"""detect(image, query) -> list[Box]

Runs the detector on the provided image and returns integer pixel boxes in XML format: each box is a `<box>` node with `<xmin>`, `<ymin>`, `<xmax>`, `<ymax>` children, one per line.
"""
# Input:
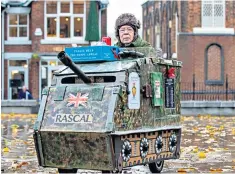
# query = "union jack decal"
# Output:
<box><xmin>67</xmin><ymin>92</ymin><xmax>89</xmax><ymax>108</ymax></box>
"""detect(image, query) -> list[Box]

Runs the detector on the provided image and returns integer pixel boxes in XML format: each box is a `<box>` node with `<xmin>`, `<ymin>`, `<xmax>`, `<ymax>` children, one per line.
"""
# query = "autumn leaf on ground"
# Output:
<box><xmin>210</xmin><ymin>168</ymin><xmax>223</xmax><ymax>173</ymax></box>
<box><xmin>193</xmin><ymin>127</ymin><xmax>198</xmax><ymax>132</ymax></box>
<box><xmin>205</xmin><ymin>138</ymin><xmax>215</xmax><ymax>144</ymax></box>
<box><xmin>219</xmin><ymin>125</ymin><xmax>224</xmax><ymax>131</ymax></box>
<box><xmin>206</xmin><ymin>125</ymin><xmax>212</xmax><ymax>130</ymax></box>
<box><xmin>198</xmin><ymin>151</ymin><xmax>206</xmax><ymax>158</ymax></box>
<box><xmin>11</xmin><ymin>124</ymin><xmax>19</xmax><ymax>129</ymax></box>
<box><xmin>205</xmin><ymin>146</ymin><xmax>215</xmax><ymax>152</ymax></box>
<box><xmin>232</xmin><ymin>128</ymin><xmax>235</xmax><ymax>135</ymax></box>
<box><xmin>2</xmin><ymin>147</ymin><xmax>10</xmax><ymax>152</ymax></box>
<box><xmin>177</xmin><ymin>168</ymin><xmax>187</xmax><ymax>173</ymax></box>
<box><xmin>192</xmin><ymin>147</ymin><xmax>198</xmax><ymax>153</ymax></box>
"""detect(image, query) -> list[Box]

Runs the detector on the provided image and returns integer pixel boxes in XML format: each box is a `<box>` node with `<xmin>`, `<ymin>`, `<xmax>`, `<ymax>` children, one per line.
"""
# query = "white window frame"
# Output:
<box><xmin>7</xmin><ymin>59</ymin><xmax>29</xmax><ymax>100</ymax></box>
<box><xmin>7</xmin><ymin>14</ymin><xmax>29</xmax><ymax>41</ymax></box>
<box><xmin>44</xmin><ymin>0</ymin><xmax>86</xmax><ymax>41</ymax></box>
<box><xmin>201</xmin><ymin>0</ymin><xmax>225</xmax><ymax>28</ymax></box>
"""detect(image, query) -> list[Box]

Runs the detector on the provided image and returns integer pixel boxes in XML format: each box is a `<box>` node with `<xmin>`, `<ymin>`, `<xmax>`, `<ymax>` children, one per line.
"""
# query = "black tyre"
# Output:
<box><xmin>58</xmin><ymin>168</ymin><xmax>77</xmax><ymax>173</ymax></box>
<box><xmin>148</xmin><ymin>160</ymin><xmax>164</xmax><ymax>173</ymax></box>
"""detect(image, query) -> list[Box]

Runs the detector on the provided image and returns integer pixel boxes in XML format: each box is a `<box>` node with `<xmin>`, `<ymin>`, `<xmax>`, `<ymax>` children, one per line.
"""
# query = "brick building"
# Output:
<box><xmin>1</xmin><ymin>0</ymin><xmax>108</xmax><ymax>100</ymax></box>
<box><xmin>142</xmin><ymin>0</ymin><xmax>235</xmax><ymax>100</ymax></box>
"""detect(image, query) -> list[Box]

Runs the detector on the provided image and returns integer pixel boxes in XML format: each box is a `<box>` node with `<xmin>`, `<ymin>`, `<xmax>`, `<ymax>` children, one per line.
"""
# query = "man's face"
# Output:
<box><xmin>119</xmin><ymin>25</ymin><xmax>134</xmax><ymax>44</ymax></box>
<box><xmin>22</xmin><ymin>86</ymin><xmax>27</xmax><ymax>92</ymax></box>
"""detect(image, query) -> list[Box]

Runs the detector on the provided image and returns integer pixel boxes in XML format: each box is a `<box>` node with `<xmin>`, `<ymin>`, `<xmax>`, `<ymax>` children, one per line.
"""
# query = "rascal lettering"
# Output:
<box><xmin>55</xmin><ymin>114</ymin><xmax>93</xmax><ymax>123</ymax></box>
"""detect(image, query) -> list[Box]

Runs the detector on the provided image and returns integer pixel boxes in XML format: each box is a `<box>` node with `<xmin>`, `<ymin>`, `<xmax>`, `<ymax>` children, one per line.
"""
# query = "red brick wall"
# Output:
<box><xmin>225</xmin><ymin>1</ymin><xmax>235</xmax><ymax>28</ymax></box>
<box><xmin>29</xmin><ymin>58</ymin><xmax>40</xmax><ymax>99</ymax></box>
<box><xmin>31</xmin><ymin>1</ymin><xmax>44</xmax><ymax>51</ymax></box>
<box><xmin>178</xmin><ymin>35</ymin><xmax>235</xmax><ymax>84</ymax></box>
<box><xmin>101</xmin><ymin>9</ymin><xmax>107</xmax><ymax>37</ymax></box>
<box><xmin>5</xmin><ymin>45</ymin><xmax>31</xmax><ymax>52</ymax></box>
<box><xmin>162</xmin><ymin>6</ymin><xmax>167</xmax><ymax>53</ymax></box>
<box><xmin>171</xmin><ymin>14</ymin><xmax>176</xmax><ymax>54</ymax></box>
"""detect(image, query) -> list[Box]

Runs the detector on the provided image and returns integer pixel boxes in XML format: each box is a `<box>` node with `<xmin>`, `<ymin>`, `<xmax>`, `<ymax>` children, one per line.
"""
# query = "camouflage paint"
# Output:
<box><xmin>40</xmin><ymin>85</ymin><xmax>115</xmax><ymax>132</ymax></box>
<box><xmin>113</xmin><ymin>57</ymin><xmax>182</xmax><ymax>131</ymax></box>
<box><xmin>40</xmin><ymin>132</ymin><xmax>114</xmax><ymax>170</ymax></box>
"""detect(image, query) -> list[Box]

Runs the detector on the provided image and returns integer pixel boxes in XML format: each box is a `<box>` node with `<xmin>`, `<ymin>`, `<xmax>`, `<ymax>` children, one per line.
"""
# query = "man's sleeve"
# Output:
<box><xmin>28</xmin><ymin>93</ymin><xmax>33</xmax><ymax>99</ymax></box>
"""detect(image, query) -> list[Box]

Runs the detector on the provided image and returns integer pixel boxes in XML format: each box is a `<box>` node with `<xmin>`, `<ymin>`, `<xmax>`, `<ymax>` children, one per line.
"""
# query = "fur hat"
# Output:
<box><xmin>115</xmin><ymin>13</ymin><xmax>140</xmax><ymax>43</ymax></box>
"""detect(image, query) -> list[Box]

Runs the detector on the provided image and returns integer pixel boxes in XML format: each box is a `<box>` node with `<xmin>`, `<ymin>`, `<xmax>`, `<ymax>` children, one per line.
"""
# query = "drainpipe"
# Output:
<box><xmin>1</xmin><ymin>7</ymin><xmax>8</xmax><ymax>100</ymax></box>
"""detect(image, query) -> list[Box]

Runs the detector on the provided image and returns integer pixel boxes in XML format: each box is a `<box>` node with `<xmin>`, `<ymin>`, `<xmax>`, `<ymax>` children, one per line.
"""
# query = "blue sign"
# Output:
<box><xmin>65</xmin><ymin>46</ymin><xmax>120</xmax><ymax>63</ymax></box>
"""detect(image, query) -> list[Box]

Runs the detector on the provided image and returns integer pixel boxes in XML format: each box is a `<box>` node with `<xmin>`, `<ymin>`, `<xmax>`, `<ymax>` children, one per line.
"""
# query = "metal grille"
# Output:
<box><xmin>202</xmin><ymin>0</ymin><xmax>225</xmax><ymax>27</ymax></box>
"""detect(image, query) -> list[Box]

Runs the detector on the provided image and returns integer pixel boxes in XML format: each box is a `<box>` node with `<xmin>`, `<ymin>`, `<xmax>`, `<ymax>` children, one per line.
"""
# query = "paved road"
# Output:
<box><xmin>1</xmin><ymin>114</ymin><xmax>235</xmax><ymax>173</ymax></box>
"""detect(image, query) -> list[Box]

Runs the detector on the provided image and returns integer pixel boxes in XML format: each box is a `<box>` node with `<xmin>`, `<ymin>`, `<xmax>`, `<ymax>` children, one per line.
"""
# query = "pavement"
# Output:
<box><xmin>1</xmin><ymin>113</ymin><xmax>235</xmax><ymax>173</ymax></box>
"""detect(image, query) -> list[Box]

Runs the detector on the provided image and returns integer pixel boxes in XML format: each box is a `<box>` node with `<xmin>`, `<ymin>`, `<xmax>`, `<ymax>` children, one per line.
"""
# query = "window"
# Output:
<box><xmin>202</xmin><ymin>0</ymin><xmax>225</xmax><ymax>27</ymax></box>
<box><xmin>45</xmin><ymin>1</ymin><xmax>85</xmax><ymax>39</ymax></box>
<box><xmin>9</xmin><ymin>60</ymin><xmax>27</xmax><ymax>67</ymax></box>
<box><xmin>8</xmin><ymin>14</ymin><xmax>29</xmax><ymax>39</ymax></box>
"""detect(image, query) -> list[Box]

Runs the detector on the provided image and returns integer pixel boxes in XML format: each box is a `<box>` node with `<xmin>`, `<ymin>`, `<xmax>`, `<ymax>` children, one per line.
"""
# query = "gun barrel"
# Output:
<box><xmin>57</xmin><ymin>51</ymin><xmax>91</xmax><ymax>84</ymax></box>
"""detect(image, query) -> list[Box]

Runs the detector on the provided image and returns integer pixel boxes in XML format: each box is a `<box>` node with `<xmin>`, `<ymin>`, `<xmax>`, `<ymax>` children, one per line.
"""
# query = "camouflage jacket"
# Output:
<box><xmin>115</xmin><ymin>36</ymin><xmax>152</xmax><ymax>48</ymax></box>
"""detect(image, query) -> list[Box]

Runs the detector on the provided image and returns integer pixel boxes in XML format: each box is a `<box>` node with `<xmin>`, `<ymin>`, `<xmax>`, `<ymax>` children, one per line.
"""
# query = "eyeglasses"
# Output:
<box><xmin>119</xmin><ymin>27</ymin><xmax>134</xmax><ymax>34</ymax></box>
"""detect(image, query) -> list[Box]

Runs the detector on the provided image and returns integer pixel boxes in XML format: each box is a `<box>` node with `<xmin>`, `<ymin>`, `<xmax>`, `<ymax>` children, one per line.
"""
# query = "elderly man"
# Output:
<box><xmin>18</xmin><ymin>86</ymin><xmax>33</xmax><ymax>100</ymax></box>
<box><xmin>114</xmin><ymin>13</ymin><xmax>151</xmax><ymax>48</ymax></box>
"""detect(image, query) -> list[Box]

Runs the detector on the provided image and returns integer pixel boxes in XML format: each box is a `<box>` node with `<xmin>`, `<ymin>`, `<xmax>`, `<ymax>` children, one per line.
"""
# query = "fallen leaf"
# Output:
<box><xmin>232</xmin><ymin>128</ymin><xmax>235</xmax><ymax>135</ymax></box>
<box><xmin>178</xmin><ymin>168</ymin><xmax>187</xmax><ymax>172</ymax></box>
<box><xmin>207</xmin><ymin>147</ymin><xmax>215</xmax><ymax>152</ymax></box>
<box><xmin>206</xmin><ymin>125</ymin><xmax>212</xmax><ymax>130</ymax></box>
<box><xmin>219</xmin><ymin>125</ymin><xmax>224</xmax><ymax>131</ymax></box>
<box><xmin>11</xmin><ymin>124</ymin><xmax>19</xmax><ymax>129</ymax></box>
<box><xmin>210</xmin><ymin>168</ymin><xmax>223</xmax><ymax>173</ymax></box>
<box><xmin>193</xmin><ymin>127</ymin><xmax>198</xmax><ymax>131</ymax></box>
<box><xmin>198</xmin><ymin>151</ymin><xmax>206</xmax><ymax>158</ymax></box>
<box><xmin>21</xmin><ymin>162</ymin><xmax>29</xmax><ymax>166</ymax></box>
<box><xmin>192</xmin><ymin>147</ymin><xmax>198</xmax><ymax>153</ymax></box>
<box><xmin>2</xmin><ymin>147</ymin><xmax>9</xmax><ymax>152</ymax></box>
